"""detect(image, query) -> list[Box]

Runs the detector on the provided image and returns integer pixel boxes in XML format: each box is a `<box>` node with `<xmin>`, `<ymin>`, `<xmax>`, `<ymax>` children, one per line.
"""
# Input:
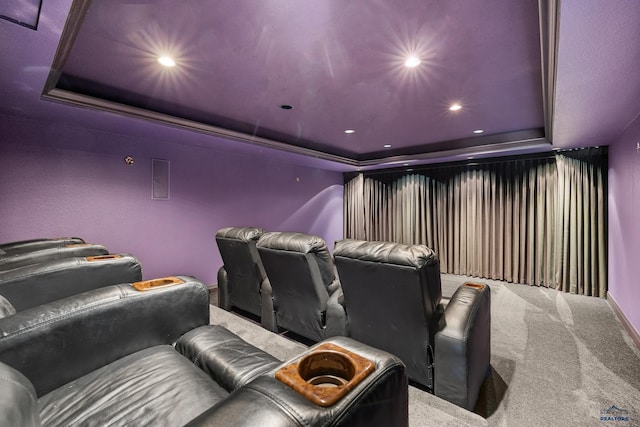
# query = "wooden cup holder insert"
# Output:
<box><xmin>464</xmin><ymin>282</ymin><xmax>486</xmax><ymax>290</ymax></box>
<box><xmin>133</xmin><ymin>276</ymin><xmax>185</xmax><ymax>292</ymax></box>
<box><xmin>275</xmin><ymin>342</ymin><xmax>375</xmax><ymax>407</ymax></box>
<box><xmin>86</xmin><ymin>255</ymin><xmax>122</xmax><ymax>262</ymax></box>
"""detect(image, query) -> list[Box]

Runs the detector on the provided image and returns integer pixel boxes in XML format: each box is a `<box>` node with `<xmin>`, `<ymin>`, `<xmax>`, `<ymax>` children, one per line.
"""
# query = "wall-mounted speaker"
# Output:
<box><xmin>151</xmin><ymin>159</ymin><xmax>170</xmax><ymax>200</ymax></box>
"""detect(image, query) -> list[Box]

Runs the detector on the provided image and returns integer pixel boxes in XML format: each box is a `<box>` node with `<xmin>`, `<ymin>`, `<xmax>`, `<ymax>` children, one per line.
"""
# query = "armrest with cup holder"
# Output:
<box><xmin>275</xmin><ymin>342</ymin><xmax>375</xmax><ymax>407</ymax></box>
<box><xmin>187</xmin><ymin>336</ymin><xmax>409</xmax><ymax>427</ymax></box>
<box><xmin>133</xmin><ymin>276</ymin><xmax>185</xmax><ymax>291</ymax></box>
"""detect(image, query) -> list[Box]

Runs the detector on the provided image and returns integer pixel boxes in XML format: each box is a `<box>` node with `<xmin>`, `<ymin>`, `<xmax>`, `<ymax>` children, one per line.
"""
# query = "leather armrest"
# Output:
<box><xmin>0</xmin><ymin>254</ymin><xmax>142</xmax><ymax>312</ymax></box>
<box><xmin>0</xmin><ymin>361</ymin><xmax>40</xmax><ymax>426</ymax></box>
<box><xmin>260</xmin><ymin>277</ymin><xmax>277</xmax><ymax>332</ymax></box>
<box><xmin>176</xmin><ymin>325</ymin><xmax>281</xmax><ymax>392</ymax></box>
<box><xmin>434</xmin><ymin>282</ymin><xmax>491</xmax><ymax>410</ymax></box>
<box><xmin>217</xmin><ymin>266</ymin><xmax>231</xmax><ymax>310</ymax></box>
<box><xmin>186</xmin><ymin>336</ymin><xmax>408</xmax><ymax>427</ymax></box>
<box><xmin>326</xmin><ymin>287</ymin><xmax>348</xmax><ymax>337</ymax></box>
<box><xmin>0</xmin><ymin>244</ymin><xmax>109</xmax><ymax>271</ymax></box>
<box><xmin>0</xmin><ymin>278</ymin><xmax>209</xmax><ymax>396</ymax></box>
<box><xmin>0</xmin><ymin>237</ymin><xmax>85</xmax><ymax>255</ymax></box>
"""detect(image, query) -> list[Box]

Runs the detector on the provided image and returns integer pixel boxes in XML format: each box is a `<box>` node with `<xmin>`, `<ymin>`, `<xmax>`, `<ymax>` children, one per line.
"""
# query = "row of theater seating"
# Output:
<box><xmin>0</xmin><ymin>236</ymin><xmax>409</xmax><ymax>426</ymax></box>
<box><xmin>216</xmin><ymin>227</ymin><xmax>491</xmax><ymax>411</ymax></box>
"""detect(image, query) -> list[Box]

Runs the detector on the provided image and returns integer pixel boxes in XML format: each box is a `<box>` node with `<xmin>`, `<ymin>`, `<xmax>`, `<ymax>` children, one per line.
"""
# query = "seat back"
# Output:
<box><xmin>0</xmin><ymin>244</ymin><xmax>109</xmax><ymax>271</ymax></box>
<box><xmin>256</xmin><ymin>232</ymin><xmax>336</xmax><ymax>342</ymax></box>
<box><xmin>0</xmin><ymin>253</ymin><xmax>142</xmax><ymax>313</ymax></box>
<box><xmin>0</xmin><ymin>237</ymin><xmax>85</xmax><ymax>255</ymax></box>
<box><xmin>333</xmin><ymin>239</ymin><xmax>442</xmax><ymax>388</ymax></box>
<box><xmin>215</xmin><ymin>227</ymin><xmax>266</xmax><ymax>317</ymax></box>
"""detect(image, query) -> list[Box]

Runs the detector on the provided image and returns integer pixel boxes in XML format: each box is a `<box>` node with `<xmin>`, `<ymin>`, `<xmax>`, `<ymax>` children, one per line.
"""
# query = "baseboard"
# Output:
<box><xmin>607</xmin><ymin>291</ymin><xmax>640</xmax><ymax>351</ymax></box>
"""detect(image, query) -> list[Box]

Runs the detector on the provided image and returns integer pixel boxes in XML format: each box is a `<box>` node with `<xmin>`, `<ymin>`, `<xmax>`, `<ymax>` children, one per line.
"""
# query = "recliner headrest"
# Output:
<box><xmin>257</xmin><ymin>232</ymin><xmax>328</xmax><ymax>254</ymax></box>
<box><xmin>257</xmin><ymin>232</ymin><xmax>336</xmax><ymax>287</ymax></box>
<box><xmin>334</xmin><ymin>239</ymin><xmax>439</xmax><ymax>268</ymax></box>
<box><xmin>215</xmin><ymin>227</ymin><xmax>265</xmax><ymax>242</ymax></box>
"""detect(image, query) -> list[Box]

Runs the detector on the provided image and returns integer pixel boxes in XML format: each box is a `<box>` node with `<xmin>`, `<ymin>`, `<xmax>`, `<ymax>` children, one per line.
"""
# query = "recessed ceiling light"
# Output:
<box><xmin>404</xmin><ymin>56</ymin><xmax>421</xmax><ymax>68</ymax></box>
<box><xmin>449</xmin><ymin>104</ymin><xmax>462</xmax><ymax>111</ymax></box>
<box><xmin>157</xmin><ymin>56</ymin><xmax>176</xmax><ymax>67</ymax></box>
<box><xmin>344</xmin><ymin>129</ymin><xmax>355</xmax><ymax>134</ymax></box>
<box><xmin>403</xmin><ymin>163</ymin><xmax>409</xmax><ymax>166</ymax></box>
<box><xmin>280</xmin><ymin>104</ymin><xmax>293</xmax><ymax>110</ymax></box>
<box><xmin>473</xmin><ymin>129</ymin><xmax>484</xmax><ymax>134</ymax></box>
<box><xmin>384</xmin><ymin>144</ymin><xmax>392</xmax><ymax>148</ymax></box>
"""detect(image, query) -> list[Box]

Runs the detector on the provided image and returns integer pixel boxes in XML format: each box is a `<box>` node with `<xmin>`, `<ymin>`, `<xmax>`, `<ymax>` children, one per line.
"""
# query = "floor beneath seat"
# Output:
<box><xmin>210</xmin><ymin>275</ymin><xmax>640</xmax><ymax>426</ymax></box>
<box><xmin>209</xmin><ymin>303</ymin><xmax>487</xmax><ymax>427</ymax></box>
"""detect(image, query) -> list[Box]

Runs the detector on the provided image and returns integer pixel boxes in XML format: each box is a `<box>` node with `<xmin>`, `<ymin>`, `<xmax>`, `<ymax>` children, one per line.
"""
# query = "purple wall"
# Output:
<box><xmin>0</xmin><ymin>115</ymin><xmax>344</xmax><ymax>284</ymax></box>
<box><xmin>608</xmin><ymin>115</ymin><xmax>640</xmax><ymax>337</ymax></box>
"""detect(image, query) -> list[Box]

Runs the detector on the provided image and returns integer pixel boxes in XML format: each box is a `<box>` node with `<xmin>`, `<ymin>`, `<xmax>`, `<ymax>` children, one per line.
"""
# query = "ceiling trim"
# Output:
<box><xmin>42</xmin><ymin>0</ymin><xmax>91</xmax><ymax>96</ymax></box>
<box><xmin>42</xmin><ymin>0</ymin><xmax>552</xmax><ymax>169</ymax></box>
<box><xmin>538</xmin><ymin>0</ymin><xmax>561</xmax><ymax>144</ymax></box>
<box><xmin>42</xmin><ymin>88</ymin><xmax>360</xmax><ymax>166</ymax></box>
<box><xmin>357</xmin><ymin>135</ymin><xmax>551</xmax><ymax>168</ymax></box>
<box><xmin>360</xmin><ymin>129</ymin><xmax>546</xmax><ymax>161</ymax></box>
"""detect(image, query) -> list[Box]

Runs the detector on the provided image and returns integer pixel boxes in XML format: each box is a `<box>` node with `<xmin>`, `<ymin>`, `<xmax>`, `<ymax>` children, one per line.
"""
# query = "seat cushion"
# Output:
<box><xmin>39</xmin><ymin>345</ymin><xmax>229</xmax><ymax>427</ymax></box>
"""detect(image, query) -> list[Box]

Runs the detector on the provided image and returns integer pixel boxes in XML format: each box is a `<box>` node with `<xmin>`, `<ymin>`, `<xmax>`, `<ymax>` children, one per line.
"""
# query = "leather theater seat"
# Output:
<box><xmin>0</xmin><ymin>237</ymin><xmax>86</xmax><ymax>255</ymax></box>
<box><xmin>0</xmin><ymin>253</ymin><xmax>142</xmax><ymax>317</ymax></box>
<box><xmin>256</xmin><ymin>231</ymin><xmax>347</xmax><ymax>342</ymax></box>
<box><xmin>0</xmin><ymin>243</ymin><xmax>109</xmax><ymax>271</ymax></box>
<box><xmin>0</xmin><ymin>277</ymin><xmax>408</xmax><ymax>426</ymax></box>
<box><xmin>333</xmin><ymin>238</ymin><xmax>491</xmax><ymax>411</ymax></box>
<box><xmin>215</xmin><ymin>227</ymin><xmax>276</xmax><ymax>330</ymax></box>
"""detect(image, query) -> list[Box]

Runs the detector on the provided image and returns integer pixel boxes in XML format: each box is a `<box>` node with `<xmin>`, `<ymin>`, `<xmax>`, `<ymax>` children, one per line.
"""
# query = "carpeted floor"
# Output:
<box><xmin>209</xmin><ymin>275</ymin><xmax>640</xmax><ymax>426</ymax></box>
<box><xmin>209</xmin><ymin>303</ymin><xmax>487</xmax><ymax>427</ymax></box>
<box><xmin>442</xmin><ymin>274</ymin><xmax>640</xmax><ymax>427</ymax></box>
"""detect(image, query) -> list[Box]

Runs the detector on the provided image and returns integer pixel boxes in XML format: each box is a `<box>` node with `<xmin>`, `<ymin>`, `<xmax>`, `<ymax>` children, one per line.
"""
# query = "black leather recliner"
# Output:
<box><xmin>0</xmin><ymin>243</ymin><xmax>109</xmax><ymax>271</ymax></box>
<box><xmin>333</xmin><ymin>238</ymin><xmax>491</xmax><ymax>411</ymax></box>
<box><xmin>0</xmin><ymin>253</ymin><xmax>142</xmax><ymax>317</ymax></box>
<box><xmin>215</xmin><ymin>227</ymin><xmax>276</xmax><ymax>330</ymax></box>
<box><xmin>0</xmin><ymin>277</ymin><xmax>408</xmax><ymax>426</ymax></box>
<box><xmin>0</xmin><ymin>237</ymin><xmax>86</xmax><ymax>255</ymax></box>
<box><xmin>256</xmin><ymin>232</ymin><xmax>347</xmax><ymax>342</ymax></box>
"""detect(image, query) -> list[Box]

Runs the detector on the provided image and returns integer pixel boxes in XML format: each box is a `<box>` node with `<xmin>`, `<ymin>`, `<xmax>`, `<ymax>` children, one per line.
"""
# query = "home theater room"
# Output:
<box><xmin>1</xmin><ymin>0</ymin><xmax>639</xmax><ymax>426</ymax></box>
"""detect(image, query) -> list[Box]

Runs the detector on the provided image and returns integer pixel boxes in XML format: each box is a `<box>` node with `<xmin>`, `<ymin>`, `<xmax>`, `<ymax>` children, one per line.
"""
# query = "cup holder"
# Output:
<box><xmin>275</xmin><ymin>342</ymin><xmax>375</xmax><ymax>407</ymax></box>
<box><xmin>86</xmin><ymin>254</ymin><xmax>122</xmax><ymax>262</ymax></box>
<box><xmin>133</xmin><ymin>276</ymin><xmax>185</xmax><ymax>291</ymax></box>
<box><xmin>464</xmin><ymin>282</ymin><xmax>485</xmax><ymax>290</ymax></box>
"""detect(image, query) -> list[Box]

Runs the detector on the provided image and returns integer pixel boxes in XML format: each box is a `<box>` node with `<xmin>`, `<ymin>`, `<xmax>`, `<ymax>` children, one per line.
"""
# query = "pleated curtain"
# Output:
<box><xmin>343</xmin><ymin>149</ymin><xmax>607</xmax><ymax>297</ymax></box>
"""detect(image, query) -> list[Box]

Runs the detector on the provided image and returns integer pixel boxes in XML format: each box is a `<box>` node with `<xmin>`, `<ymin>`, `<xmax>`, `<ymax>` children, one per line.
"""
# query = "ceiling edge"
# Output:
<box><xmin>538</xmin><ymin>0</ymin><xmax>561</xmax><ymax>144</ymax></box>
<box><xmin>42</xmin><ymin>88</ymin><xmax>360</xmax><ymax>166</ymax></box>
<box><xmin>42</xmin><ymin>0</ymin><xmax>553</xmax><ymax>169</ymax></box>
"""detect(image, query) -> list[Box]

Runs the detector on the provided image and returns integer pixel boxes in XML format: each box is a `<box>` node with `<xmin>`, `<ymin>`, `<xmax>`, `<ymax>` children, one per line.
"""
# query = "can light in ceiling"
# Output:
<box><xmin>157</xmin><ymin>56</ymin><xmax>176</xmax><ymax>67</ymax></box>
<box><xmin>449</xmin><ymin>103</ymin><xmax>462</xmax><ymax>111</ymax></box>
<box><xmin>384</xmin><ymin>144</ymin><xmax>392</xmax><ymax>148</ymax></box>
<box><xmin>404</xmin><ymin>56</ymin><xmax>421</xmax><ymax>68</ymax></box>
<box><xmin>344</xmin><ymin>129</ymin><xmax>355</xmax><ymax>134</ymax></box>
<box><xmin>473</xmin><ymin>129</ymin><xmax>484</xmax><ymax>134</ymax></box>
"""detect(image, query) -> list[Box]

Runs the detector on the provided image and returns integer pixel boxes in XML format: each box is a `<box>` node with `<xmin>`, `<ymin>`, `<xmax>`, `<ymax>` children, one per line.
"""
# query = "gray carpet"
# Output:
<box><xmin>209</xmin><ymin>303</ymin><xmax>487</xmax><ymax>426</ymax></box>
<box><xmin>209</xmin><ymin>276</ymin><xmax>640</xmax><ymax>426</ymax></box>
<box><xmin>442</xmin><ymin>274</ymin><xmax>640</xmax><ymax>427</ymax></box>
